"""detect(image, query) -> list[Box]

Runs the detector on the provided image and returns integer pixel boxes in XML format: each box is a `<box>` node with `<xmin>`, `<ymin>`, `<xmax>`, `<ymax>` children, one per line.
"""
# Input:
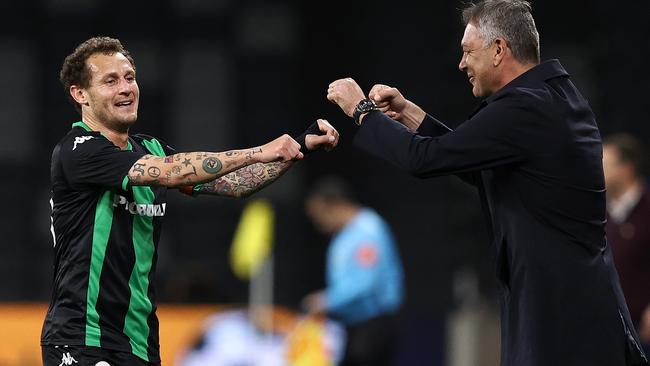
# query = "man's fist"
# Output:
<box><xmin>369</xmin><ymin>84</ymin><xmax>408</xmax><ymax>120</ymax></box>
<box><xmin>327</xmin><ymin>78</ymin><xmax>366</xmax><ymax>117</ymax></box>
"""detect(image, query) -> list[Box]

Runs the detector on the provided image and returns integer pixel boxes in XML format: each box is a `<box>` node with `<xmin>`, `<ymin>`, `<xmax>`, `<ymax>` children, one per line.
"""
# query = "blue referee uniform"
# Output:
<box><xmin>324</xmin><ymin>208</ymin><xmax>404</xmax><ymax>325</ymax></box>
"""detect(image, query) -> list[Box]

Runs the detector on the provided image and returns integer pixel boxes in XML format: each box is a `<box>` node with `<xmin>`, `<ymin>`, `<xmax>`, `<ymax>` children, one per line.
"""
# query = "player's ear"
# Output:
<box><xmin>70</xmin><ymin>85</ymin><xmax>88</xmax><ymax>106</ymax></box>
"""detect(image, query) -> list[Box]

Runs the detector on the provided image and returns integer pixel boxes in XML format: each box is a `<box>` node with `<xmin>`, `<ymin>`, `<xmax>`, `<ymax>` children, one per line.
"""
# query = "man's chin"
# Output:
<box><xmin>472</xmin><ymin>88</ymin><xmax>490</xmax><ymax>99</ymax></box>
<box><xmin>121</xmin><ymin>114</ymin><xmax>138</xmax><ymax>125</ymax></box>
<box><xmin>112</xmin><ymin>115</ymin><xmax>138</xmax><ymax>132</ymax></box>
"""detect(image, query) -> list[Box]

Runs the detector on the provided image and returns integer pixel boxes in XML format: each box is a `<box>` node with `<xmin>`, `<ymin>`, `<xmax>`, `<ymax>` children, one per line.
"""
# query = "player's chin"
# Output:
<box><xmin>117</xmin><ymin>113</ymin><xmax>138</xmax><ymax>126</ymax></box>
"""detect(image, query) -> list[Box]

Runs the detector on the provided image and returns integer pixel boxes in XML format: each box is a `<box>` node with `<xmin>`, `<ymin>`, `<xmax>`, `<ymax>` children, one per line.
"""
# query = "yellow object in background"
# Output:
<box><xmin>229</xmin><ymin>199</ymin><xmax>275</xmax><ymax>279</ymax></box>
<box><xmin>285</xmin><ymin>317</ymin><xmax>333</xmax><ymax>366</ymax></box>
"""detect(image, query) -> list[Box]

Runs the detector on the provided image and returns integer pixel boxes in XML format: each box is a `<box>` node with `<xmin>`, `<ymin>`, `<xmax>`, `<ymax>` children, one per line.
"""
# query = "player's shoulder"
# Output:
<box><xmin>131</xmin><ymin>133</ymin><xmax>175</xmax><ymax>156</ymax></box>
<box><xmin>54</xmin><ymin>124</ymin><xmax>113</xmax><ymax>158</ymax></box>
<box><xmin>131</xmin><ymin>133</ymin><xmax>159</xmax><ymax>144</ymax></box>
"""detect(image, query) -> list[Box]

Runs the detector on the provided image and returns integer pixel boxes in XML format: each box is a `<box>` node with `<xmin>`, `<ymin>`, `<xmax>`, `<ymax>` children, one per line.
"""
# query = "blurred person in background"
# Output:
<box><xmin>326</xmin><ymin>0</ymin><xmax>647</xmax><ymax>364</ymax></box>
<box><xmin>42</xmin><ymin>36</ymin><xmax>339</xmax><ymax>366</ymax></box>
<box><xmin>303</xmin><ymin>176</ymin><xmax>405</xmax><ymax>366</ymax></box>
<box><xmin>603</xmin><ymin>133</ymin><xmax>650</xmax><ymax>354</ymax></box>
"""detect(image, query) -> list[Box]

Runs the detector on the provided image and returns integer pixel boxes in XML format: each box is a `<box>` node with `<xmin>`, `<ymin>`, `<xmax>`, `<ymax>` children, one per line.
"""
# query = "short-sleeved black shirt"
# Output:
<box><xmin>42</xmin><ymin>121</ymin><xmax>174</xmax><ymax>363</ymax></box>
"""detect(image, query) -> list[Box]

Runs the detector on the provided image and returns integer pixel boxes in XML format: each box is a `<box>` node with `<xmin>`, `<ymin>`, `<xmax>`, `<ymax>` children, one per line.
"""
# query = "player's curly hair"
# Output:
<box><xmin>60</xmin><ymin>36</ymin><xmax>135</xmax><ymax>113</ymax></box>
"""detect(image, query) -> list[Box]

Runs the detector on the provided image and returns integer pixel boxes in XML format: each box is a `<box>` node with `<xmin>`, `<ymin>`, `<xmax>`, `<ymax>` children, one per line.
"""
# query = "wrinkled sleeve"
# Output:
<box><xmin>61</xmin><ymin>135</ymin><xmax>144</xmax><ymax>191</ymax></box>
<box><xmin>353</xmin><ymin>95</ymin><xmax>533</xmax><ymax>178</ymax></box>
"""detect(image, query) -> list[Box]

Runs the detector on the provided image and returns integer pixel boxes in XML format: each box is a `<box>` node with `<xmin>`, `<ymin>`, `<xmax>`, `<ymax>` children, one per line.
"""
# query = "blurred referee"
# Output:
<box><xmin>41</xmin><ymin>36</ymin><xmax>338</xmax><ymax>366</ymax></box>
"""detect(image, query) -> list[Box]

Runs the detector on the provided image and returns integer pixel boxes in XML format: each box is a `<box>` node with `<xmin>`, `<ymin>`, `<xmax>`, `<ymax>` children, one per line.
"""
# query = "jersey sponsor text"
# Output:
<box><xmin>113</xmin><ymin>194</ymin><xmax>166</xmax><ymax>217</ymax></box>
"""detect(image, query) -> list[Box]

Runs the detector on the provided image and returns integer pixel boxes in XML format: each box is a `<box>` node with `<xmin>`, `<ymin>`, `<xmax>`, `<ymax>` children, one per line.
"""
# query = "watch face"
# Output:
<box><xmin>357</xmin><ymin>99</ymin><xmax>376</xmax><ymax>113</ymax></box>
<box><xmin>353</xmin><ymin>99</ymin><xmax>377</xmax><ymax>125</ymax></box>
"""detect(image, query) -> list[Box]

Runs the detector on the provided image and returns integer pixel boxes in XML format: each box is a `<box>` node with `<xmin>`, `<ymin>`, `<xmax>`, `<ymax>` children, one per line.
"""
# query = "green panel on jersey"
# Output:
<box><xmin>85</xmin><ymin>190</ymin><xmax>114</xmax><ymax>347</ymax></box>
<box><xmin>192</xmin><ymin>184</ymin><xmax>204</xmax><ymax>195</ymax></box>
<box><xmin>72</xmin><ymin>121</ymin><xmax>91</xmax><ymax>131</ymax></box>
<box><xmin>141</xmin><ymin>138</ymin><xmax>166</xmax><ymax>157</ymax></box>
<box><xmin>123</xmin><ymin>185</ymin><xmax>156</xmax><ymax>361</ymax></box>
<box><xmin>124</xmin><ymin>137</ymin><xmax>164</xmax><ymax>360</ymax></box>
<box><xmin>120</xmin><ymin>141</ymin><xmax>134</xmax><ymax>191</ymax></box>
<box><xmin>122</xmin><ymin>176</ymin><xmax>130</xmax><ymax>191</ymax></box>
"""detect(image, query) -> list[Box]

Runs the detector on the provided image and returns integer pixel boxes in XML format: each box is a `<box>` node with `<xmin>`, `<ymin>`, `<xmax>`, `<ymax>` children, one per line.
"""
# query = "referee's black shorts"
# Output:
<box><xmin>42</xmin><ymin>345</ymin><xmax>160</xmax><ymax>366</ymax></box>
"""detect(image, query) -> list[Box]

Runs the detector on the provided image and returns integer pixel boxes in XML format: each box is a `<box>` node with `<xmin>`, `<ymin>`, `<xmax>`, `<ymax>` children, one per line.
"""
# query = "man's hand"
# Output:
<box><xmin>305</xmin><ymin>119</ymin><xmax>339</xmax><ymax>152</ymax></box>
<box><xmin>369</xmin><ymin>83</ymin><xmax>426</xmax><ymax>130</ymax></box>
<box><xmin>301</xmin><ymin>291</ymin><xmax>327</xmax><ymax>315</ymax></box>
<box><xmin>327</xmin><ymin>78</ymin><xmax>366</xmax><ymax>117</ymax></box>
<box><xmin>257</xmin><ymin>134</ymin><xmax>303</xmax><ymax>163</ymax></box>
<box><xmin>640</xmin><ymin>304</ymin><xmax>650</xmax><ymax>343</ymax></box>
<box><xmin>369</xmin><ymin>84</ymin><xmax>408</xmax><ymax>120</ymax></box>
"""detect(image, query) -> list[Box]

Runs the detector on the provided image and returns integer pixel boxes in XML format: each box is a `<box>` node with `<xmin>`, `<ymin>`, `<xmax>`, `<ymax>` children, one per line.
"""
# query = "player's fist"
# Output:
<box><xmin>258</xmin><ymin>134</ymin><xmax>303</xmax><ymax>163</ymax></box>
<box><xmin>305</xmin><ymin>119</ymin><xmax>339</xmax><ymax>152</ymax></box>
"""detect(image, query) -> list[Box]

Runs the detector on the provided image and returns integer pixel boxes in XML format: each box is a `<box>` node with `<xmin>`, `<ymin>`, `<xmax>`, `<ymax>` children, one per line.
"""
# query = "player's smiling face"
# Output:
<box><xmin>84</xmin><ymin>52</ymin><xmax>139</xmax><ymax>130</ymax></box>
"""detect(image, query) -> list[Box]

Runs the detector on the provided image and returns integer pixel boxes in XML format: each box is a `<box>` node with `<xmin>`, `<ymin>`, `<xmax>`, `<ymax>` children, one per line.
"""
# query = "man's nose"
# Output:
<box><xmin>117</xmin><ymin>78</ymin><xmax>132</xmax><ymax>94</ymax></box>
<box><xmin>458</xmin><ymin>55</ymin><xmax>467</xmax><ymax>72</ymax></box>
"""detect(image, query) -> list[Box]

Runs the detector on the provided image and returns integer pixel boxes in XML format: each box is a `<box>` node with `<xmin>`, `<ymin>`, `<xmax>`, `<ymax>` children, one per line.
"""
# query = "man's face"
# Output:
<box><xmin>82</xmin><ymin>52</ymin><xmax>139</xmax><ymax>130</ymax></box>
<box><xmin>305</xmin><ymin>197</ymin><xmax>338</xmax><ymax>235</ymax></box>
<box><xmin>459</xmin><ymin>22</ymin><xmax>497</xmax><ymax>98</ymax></box>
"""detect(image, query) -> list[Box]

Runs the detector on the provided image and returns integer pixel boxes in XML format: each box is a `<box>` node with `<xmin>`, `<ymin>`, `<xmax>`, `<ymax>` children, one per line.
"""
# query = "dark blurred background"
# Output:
<box><xmin>1</xmin><ymin>0</ymin><xmax>648</xmax><ymax>363</ymax></box>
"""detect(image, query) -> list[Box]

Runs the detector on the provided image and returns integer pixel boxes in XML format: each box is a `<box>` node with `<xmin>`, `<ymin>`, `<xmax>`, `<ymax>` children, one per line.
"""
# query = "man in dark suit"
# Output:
<box><xmin>326</xmin><ymin>0</ymin><xmax>647</xmax><ymax>365</ymax></box>
<box><xmin>603</xmin><ymin>133</ymin><xmax>650</xmax><ymax>355</ymax></box>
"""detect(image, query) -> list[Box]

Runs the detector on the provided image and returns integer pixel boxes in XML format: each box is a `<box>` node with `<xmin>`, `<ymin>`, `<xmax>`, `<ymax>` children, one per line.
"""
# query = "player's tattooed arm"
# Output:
<box><xmin>126</xmin><ymin>134</ymin><xmax>302</xmax><ymax>188</ymax></box>
<box><xmin>197</xmin><ymin>161</ymin><xmax>292</xmax><ymax>197</ymax></box>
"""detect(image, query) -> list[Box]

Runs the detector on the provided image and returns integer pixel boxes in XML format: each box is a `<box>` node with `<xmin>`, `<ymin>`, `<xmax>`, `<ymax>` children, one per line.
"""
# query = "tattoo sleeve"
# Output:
<box><xmin>127</xmin><ymin>148</ymin><xmax>263</xmax><ymax>188</ymax></box>
<box><xmin>197</xmin><ymin>161</ymin><xmax>292</xmax><ymax>197</ymax></box>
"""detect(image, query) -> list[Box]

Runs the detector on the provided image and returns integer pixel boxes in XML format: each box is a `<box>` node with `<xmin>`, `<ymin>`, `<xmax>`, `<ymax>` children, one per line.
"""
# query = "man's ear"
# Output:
<box><xmin>493</xmin><ymin>38</ymin><xmax>507</xmax><ymax>66</ymax></box>
<box><xmin>70</xmin><ymin>85</ymin><xmax>88</xmax><ymax>106</ymax></box>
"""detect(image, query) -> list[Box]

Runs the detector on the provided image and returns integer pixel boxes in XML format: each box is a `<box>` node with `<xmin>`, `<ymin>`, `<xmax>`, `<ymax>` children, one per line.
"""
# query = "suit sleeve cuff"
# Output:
<box><xmin>416</xmin><ymin>114</ymin><xmax>453</xmax><ymax>136</ymax></box>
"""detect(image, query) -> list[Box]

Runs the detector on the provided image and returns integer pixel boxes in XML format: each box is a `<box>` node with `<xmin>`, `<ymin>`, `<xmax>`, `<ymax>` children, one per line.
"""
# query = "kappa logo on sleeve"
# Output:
<box><xmin>72</xmin><ymin>135</ymin><xmax>94</xmax><ymax>150</ymax></box>
<box><xmin>356</xmin><ymin>243</ymin><xmax>378</xmax><ymax>267</ymax></box>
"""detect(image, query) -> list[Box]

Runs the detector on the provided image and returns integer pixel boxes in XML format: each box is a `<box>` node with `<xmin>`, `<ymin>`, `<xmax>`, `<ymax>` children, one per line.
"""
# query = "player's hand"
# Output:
<box><xmin>257</xmin><ymin>134</ymin><xmax>303</xmax><ymax>163</ymax></box>
<box><xmin>327</xmin><ymin>78</ymin><xmax>366</xmax><ymax>117</ymax></box>
<box><xmin>369</xmin><ymin>84</ymin><xmax>408</xmax><ymax>120</ymax></box>
<box><xmin>640</xmin><ymin>304</ymin><xmax>650</xmax><ymax>343</ymax></box>
<box><xmin>305</xmin><ymin>119</ymin><xmax>339</xmax><ymax>152</ymax></box>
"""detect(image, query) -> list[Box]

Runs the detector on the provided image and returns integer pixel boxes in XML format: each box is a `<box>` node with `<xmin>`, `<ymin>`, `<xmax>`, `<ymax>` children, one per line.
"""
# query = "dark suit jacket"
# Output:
<box><xmin>353</xmin><ymin>60</ymin><xmax>648</xmax><ymax>366</ymax></box>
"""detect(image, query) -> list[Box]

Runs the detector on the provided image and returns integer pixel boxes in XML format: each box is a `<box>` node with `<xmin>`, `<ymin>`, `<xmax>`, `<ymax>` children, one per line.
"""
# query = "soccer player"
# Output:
<box><xmin>41</xmin><ymin>36</ymin><xmax>339</xmax><ymax>366</ymax></box>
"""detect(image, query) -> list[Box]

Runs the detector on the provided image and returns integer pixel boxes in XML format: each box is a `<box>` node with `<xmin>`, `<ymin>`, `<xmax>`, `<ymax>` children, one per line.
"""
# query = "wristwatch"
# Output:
<box><xmin>353</xmin><ymin>98</ymin><xmax>378</xmax><ymax>125</ymax></box>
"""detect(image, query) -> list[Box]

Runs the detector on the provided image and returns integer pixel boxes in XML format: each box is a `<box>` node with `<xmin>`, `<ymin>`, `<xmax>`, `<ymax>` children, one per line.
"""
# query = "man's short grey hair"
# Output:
<box><xmin>462</xmin><ymin>0</ymin><xmax>540</xmax><ymax>64</ymax></box>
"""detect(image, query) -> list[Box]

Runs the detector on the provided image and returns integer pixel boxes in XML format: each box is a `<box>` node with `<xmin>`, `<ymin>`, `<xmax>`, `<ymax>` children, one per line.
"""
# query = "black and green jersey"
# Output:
<box><xmin>42</xmin><ymin>121</ymin><xmax>174</xmax><ymax>363</ymax></box>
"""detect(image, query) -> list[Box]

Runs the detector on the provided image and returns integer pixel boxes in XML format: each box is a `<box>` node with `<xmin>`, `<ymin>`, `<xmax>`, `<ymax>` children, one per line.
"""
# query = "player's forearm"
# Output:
<box><xmin>127</xmin><ymin>148</ymin><xmax>264</xmax><ymax>187</ymax></box>
<box><xmin>198</xmin><ymin>161</ymin><xmax>293</xmax><ymax>198</ymax></box>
